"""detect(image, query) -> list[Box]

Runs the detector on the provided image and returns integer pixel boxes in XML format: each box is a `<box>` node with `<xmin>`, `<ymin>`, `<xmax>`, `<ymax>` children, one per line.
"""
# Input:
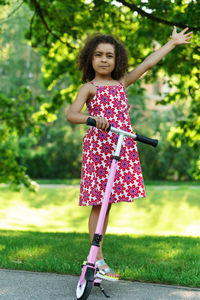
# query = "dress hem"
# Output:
<box><xmin>79</xmin><ymin>193</ymin><xmax>146</xmax><ymax>207</ymax></box>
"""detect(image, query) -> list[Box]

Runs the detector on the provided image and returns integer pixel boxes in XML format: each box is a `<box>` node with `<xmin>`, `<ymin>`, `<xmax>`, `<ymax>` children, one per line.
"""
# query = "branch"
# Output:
<box><xmin>0</xmin><ymin>1</ymin><xmax>24</xmax><ymax>25</ymax></box>
<box><xmin>29</xmin><ymin>10</ymin><xmax>36</xmax><ymax>42</ymax></box>
<box><xmin>119</xmin><ymin>0</ymin><xmax>200</xmax><ymax>31</ymax></box>
<box><xmin>30</xmin><ymin>0</ymin><xmax>75</xmax><ymax>49</ymax></box>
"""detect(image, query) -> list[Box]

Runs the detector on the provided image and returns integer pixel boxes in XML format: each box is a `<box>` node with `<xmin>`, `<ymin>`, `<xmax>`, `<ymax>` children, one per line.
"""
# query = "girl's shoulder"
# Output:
<box><xmin>78</xmin><ymin>82</ymin><xmax>97</xmax><ymax>103</ymax></box>
<box><xmin>78</xmin><ymin>82</ymin><xmax>95</xmax><ymax>94</ymax></box>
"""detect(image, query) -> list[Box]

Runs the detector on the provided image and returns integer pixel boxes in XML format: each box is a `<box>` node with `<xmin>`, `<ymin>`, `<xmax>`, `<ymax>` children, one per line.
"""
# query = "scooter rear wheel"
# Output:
<box><xmin>76</xmin><ymin>278</ymin><xmax>93</xmax><ymax>300</ymax></box>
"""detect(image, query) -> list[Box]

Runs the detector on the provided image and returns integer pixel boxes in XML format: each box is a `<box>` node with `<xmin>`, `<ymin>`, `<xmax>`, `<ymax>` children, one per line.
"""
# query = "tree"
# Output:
<box><xmin>23</xmin><ymin>0</ymin><xmax>200</xmax><ymax>179</ymax></box>
<box><xmin>0</xmin><ymin>0</ymin><xmax>60</xmax><ymax>190</ymax></box>
<box><xmin>0</xmin><ymin>0</ymin><xmax>199</xmax><ymax>188</ymax></box>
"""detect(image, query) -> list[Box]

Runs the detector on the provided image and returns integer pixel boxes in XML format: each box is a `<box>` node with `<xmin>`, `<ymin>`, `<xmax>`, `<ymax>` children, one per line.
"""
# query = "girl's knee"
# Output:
<box><xmin>92</xmin><ymin>204</ymin><xmax>112</xmax><ymax>214</ymax></box>
<box><xmin>92</xmin><ymin>205</ymin><xmax>101</xmax><ymax>212</ymax></box>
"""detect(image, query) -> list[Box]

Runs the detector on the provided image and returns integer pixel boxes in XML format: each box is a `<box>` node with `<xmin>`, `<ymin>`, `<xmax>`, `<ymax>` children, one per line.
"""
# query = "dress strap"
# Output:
<box><xmin>90</xmin><ymin>81</ymin><xmax>98</xmax><ymax>87</ymax></box>
<box><xmin>90</xmin><ymin>81</ymin><xmax>123</xmax><ymax>87</ymax></box>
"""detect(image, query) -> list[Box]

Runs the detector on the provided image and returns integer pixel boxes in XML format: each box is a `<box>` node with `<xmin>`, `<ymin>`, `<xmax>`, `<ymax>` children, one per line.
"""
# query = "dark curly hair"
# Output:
<box><xmin>77</xmin><ymin>33</ymin><xmax>129</xmax><ymax>83</ymax></box>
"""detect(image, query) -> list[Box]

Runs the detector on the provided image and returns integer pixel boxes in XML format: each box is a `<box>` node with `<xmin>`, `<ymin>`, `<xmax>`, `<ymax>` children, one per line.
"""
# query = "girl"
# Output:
<box><xmin>66</xmin><ymin>26</ymin><xmax>192</xmax><ymax>281</ymax></box>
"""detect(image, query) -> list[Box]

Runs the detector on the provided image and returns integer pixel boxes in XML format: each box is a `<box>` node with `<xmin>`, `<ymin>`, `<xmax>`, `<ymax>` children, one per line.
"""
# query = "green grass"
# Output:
<box><xmin>0</xmin><ymin>230</ymin><xmax>199</xmax><ymax>287</ymax></box>
<box><xmin>35</xmin><ymin>178</ymin><xmax>81</xmax><ymax>185</ymax></box>
<box><xmin>0</xmin><ymin>183</ymin><xmax>200</xmax><ymax>287</ymax></box>
<box><xmin>0</xmin><ymin>185</ymin><xmax>199</xmax><ymax>236</ymax></box>
<box><xmin>35</xmin><ymin>179</ymin><xmax>200</xmax><ymax>186</ymax></box>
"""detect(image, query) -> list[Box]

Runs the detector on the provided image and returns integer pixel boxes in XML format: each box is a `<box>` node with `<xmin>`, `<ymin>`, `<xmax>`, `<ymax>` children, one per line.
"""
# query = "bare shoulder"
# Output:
<box><xmin>78</xmin><ymin>82</ymin><xmax>91</xmax><ymax>94</ymax></box>
<box><xmin>85</xmin><ymin>82</ymin><xmax>98</xmax><ymax>103</ymax></box>
<box><xmin>75</xmin><ymin>82</ymin><xmax>97</xmax><ymax>104</ymax></box>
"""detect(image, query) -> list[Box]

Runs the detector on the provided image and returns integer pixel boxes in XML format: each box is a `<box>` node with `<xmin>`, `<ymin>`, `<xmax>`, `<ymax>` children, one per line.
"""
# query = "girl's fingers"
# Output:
<box><xmin>101</xmin><ymin>118</ymin><xmax>106</xmax><ymax>128</ymax></box>
<box><xmin>185</xmin><ymin>31</ymin><xmax>193</xmax><ymax>36</ymax></box>
<box><xmin>96</xmin><ymin>117</ymin><xmax>107</xmax><ymax>130</ymax></box>
<box><xmin>181</xmin><ymin>27</ymin><xmax>189</xmax><ymax>34</ymax></box>
<box><xmin>96</xmin><ymin>118</ymin><xmax>102</xmax><ymax>129</ymax></box>
<box><xmin>94</xmin><ymin>117</ymin><xmax>109</xmax><ymax>131</ymax></box>
<box><xmin>101</xmin><ymin>123</ymin><xmax>106</xmax><ymax>130</ymax></box>
<box><xmin>96</xmin><ymin>119</ymin><xmax>100</xmax><ymax>128</ymax></box>
<box><xmin>102</xmin><ymin>121</ymin><xmax>109</xmax><ymax>131</ymax></box>
<box><xmin>99</xmin><ymin>119</ymin><xmax>104</xmax><ymax>129</ymax></box>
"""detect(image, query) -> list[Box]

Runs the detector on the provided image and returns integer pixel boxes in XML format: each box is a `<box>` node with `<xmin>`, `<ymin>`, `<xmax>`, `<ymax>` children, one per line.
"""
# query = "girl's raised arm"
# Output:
<box><xmin>124</xmin><ymin>26</ymin><xmax>193</xmax><ymax>87</ymax></box>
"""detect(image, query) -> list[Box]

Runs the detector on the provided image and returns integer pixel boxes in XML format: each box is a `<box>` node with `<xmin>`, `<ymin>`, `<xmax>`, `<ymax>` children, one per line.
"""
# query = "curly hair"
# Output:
<box><xmin>77</xmin><ymin>33</ymin><xmax>129</xmax><ymax>83</ymax></box>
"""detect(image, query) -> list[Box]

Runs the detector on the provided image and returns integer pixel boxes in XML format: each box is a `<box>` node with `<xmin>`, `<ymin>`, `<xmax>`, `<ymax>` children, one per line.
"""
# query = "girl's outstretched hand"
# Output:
<box><xmin>171</xmin><ymin>26</ymin><xmax>193</xmax><ymax>46</ymax></box>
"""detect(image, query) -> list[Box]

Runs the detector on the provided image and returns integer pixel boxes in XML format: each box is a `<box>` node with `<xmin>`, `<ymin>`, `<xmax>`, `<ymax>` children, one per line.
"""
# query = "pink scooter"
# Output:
<box><xmin>76</xmin><ymin>117</ymin><xmax>158</xmax><ymax>300</ymax></box>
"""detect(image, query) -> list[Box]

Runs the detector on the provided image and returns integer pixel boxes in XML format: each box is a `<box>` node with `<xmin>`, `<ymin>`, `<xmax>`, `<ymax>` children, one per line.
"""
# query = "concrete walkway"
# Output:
<box><xmin>0</xmin><ymin>269</ymin><xmax>200</xmax><ymax>300</ymax></box>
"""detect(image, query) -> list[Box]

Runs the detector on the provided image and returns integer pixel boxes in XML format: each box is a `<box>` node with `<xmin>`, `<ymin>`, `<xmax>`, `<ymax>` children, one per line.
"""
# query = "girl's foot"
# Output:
<box><xmin>96</xmin><ymin>259</ymin><xmax>120</xmax><ymax>281</ymax></box>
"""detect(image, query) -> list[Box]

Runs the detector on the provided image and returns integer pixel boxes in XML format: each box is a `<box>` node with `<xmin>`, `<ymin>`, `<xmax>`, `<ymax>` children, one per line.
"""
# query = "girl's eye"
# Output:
<box><xmin>94</xmin><ymin>54</ymin><xmax>113</xmax><ymax>58</ymax></box>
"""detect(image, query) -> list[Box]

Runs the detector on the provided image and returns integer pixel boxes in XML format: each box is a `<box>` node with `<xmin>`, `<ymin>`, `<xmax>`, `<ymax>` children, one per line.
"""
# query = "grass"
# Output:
<box><xmin>0</xmin><ymin>182</ymin><xmax>200</xmax><ymax>287</ymax></box>
<box><xmin>35</xmin><ymin>179</ymin><xmax>200</xmax><ymax>186</ymax></box>
<box><xmin>0</xmin><ymin>230</ymin><xmax>199</xmax><ymax>288</ymax></box>
<box><xmin>35</xmin><ymin>178</ymin><xmax>81</xmax><ymax>185</ymax></box>
<box><xmin>0</xmin><ymin>184</ymin><xmax>199</xmax><ymax>236</ymax></box>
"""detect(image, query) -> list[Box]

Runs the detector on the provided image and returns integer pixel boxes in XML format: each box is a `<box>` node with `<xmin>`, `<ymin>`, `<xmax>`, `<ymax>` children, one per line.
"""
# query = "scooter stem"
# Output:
<box><xmin>87</xmin><ymin>133</ymin><xmax>124</xmax><ymax>264</ymax></box>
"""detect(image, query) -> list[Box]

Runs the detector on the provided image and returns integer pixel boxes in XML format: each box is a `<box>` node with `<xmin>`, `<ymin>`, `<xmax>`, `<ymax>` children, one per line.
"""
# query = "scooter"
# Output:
<box><xmin>76</xmin><ymin>117</ymin><xmax>158</xmax><ymax>300</ymax></box>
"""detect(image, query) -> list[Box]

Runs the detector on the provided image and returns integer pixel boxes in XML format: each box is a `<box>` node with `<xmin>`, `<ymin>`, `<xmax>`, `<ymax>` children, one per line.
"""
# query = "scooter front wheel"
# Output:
<box><xmin>76</xmin><ymin>278</ymin><xmax>93</xmax><ymax>300</ymax></box>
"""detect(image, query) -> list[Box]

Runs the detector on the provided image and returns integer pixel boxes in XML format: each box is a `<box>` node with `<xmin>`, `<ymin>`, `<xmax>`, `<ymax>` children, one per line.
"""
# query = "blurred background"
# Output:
<box><xmin>0</xmin><ymin>0</ymin><xmax>199</xmax><ymax>188</ymax></box>
<box><xmin>0</xmin><ymin>0</ymin><xmax>200</xmax><ymax>236</ymax></box>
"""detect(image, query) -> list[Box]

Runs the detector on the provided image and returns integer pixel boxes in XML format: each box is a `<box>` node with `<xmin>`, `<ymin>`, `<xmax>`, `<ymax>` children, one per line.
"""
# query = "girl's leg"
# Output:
<box><xmin>88</xmin><ymin>204</ymin><xmax>119</xmax><ymax>278</ymax></box>
<box><xmin>88</xmin><ymin>204</ymin><xmax>111</xmax><ymax>260</ymax></box>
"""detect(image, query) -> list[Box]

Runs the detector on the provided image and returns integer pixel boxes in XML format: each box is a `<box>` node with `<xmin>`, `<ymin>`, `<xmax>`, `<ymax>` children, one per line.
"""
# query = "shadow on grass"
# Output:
<box><xmin>0</xmin><ymin>230</ymin><xmax>199</xmax><ymax>288</ymax></box>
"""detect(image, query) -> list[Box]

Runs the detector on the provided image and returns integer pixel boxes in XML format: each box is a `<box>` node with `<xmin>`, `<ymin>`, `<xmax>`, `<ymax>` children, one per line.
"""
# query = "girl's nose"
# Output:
<box><xmin>101</xmin><ymin>56</ymin><xmax>107</xmax><ymax>62</ymax></box>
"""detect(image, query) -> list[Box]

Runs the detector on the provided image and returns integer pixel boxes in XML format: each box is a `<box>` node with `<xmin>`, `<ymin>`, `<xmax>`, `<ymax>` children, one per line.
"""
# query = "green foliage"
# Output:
<box><xmin>0</xmin><ymin>0</ymin><xmax>199</xmax><ymax>187</ymax></box>
<box><xmin>22</xmin><ymin>0</ymin><xmax>199</xmax><ymax>179</ymax></box>
<box><xmin>127</xmin><ymin>83</ymin><xmax>197</xmax><ymax>181</ymax></box>
<box><xmin>0</xmin><ymin>1</ymin><xmax>70</xmax><ymax>189</ymax></box>
<box><xmin>0</xmin><ymin>85</ymin><xmax>48</xmax><ymax>191</ymax></box>
<box><xmin>16</xmin><ymin>105</ymin><xmax>86</xmax><ymax>179</ymax></box>
<box><xmin>22</xmin><ymin>124</ymin><xmax>85</xmax><ymax>179</ymax></box>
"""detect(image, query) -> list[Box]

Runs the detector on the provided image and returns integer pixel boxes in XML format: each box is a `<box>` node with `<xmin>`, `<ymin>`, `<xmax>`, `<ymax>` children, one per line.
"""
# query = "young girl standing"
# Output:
<box><xmin>66</xmin><ymin>27</ymin><xmax>192</xmax><ymax>281</ymax></box>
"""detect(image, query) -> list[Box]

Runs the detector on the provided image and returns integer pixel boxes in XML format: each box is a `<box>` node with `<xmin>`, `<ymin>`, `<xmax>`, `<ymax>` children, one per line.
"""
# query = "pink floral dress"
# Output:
<box><xmin>79</xmin><ymin>81</ymin><xmax>146</xmax><ymax>206</ymax></box>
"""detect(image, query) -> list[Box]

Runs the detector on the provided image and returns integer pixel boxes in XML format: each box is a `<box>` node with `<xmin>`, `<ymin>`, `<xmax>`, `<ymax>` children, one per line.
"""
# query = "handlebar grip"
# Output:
<box><xmin>86</xmin><ymin>117</ymin><xmax>111</xmax><ymax>132</ymax></box>
<box><xmin>86</xmin><ymin>117</ymin><xmax>96</xmax><ymax>127</ymax></box>
<box><xmin>135</xmin><ymin>133</ymin><xmax>158</xmax><ymax>148</ymax></box>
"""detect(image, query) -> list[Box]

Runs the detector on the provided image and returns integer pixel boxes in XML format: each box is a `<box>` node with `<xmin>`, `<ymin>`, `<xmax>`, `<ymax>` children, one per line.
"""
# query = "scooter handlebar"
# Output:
<box><xmin>86</xmin><ymin>117</ymin><xmax>158</xmax><ymax>148</ymax></box>
<box><xmin>135</xmin><ymin>133</ymin><xmax>158</xmax><ymax>148</ymax></box>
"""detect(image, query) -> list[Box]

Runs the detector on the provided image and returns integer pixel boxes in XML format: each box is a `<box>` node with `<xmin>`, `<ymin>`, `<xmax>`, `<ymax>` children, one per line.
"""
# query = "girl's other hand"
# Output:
<box><xmin>93</xmin><ymin>116</ymin><xmax>110</xmax><ymax>132</ymax></box>
<box><xmin>171</xmin><ymin>26</ymin><xmax>193</xmax><ymax>46</ymax></box>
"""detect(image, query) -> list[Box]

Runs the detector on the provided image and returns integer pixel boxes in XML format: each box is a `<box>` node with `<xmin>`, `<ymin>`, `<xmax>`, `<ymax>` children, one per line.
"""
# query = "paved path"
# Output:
<box><xmin>0</xmin><ymin>269</ymin><xmax>200</xmax><ymax>300</ymax></box>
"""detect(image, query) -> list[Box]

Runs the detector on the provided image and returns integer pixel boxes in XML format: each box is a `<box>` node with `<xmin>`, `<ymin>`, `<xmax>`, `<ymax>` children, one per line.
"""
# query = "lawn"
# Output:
<box><xmin>0</xmin><ymin>184</ymin><xmax>199</xmax><ymax>236</ymax></box>
<box><xmin>0</xmin><ymin>183</ymin><xmax>200</xmax><ymax>287</ymax></box>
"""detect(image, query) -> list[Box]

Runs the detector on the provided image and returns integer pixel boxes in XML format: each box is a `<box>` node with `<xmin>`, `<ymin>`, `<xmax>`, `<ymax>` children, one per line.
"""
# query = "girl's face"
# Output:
<box><xmin>92</xmin><ymin>43</ymin><xmax>115</xmax><ymax>77</ymax></box>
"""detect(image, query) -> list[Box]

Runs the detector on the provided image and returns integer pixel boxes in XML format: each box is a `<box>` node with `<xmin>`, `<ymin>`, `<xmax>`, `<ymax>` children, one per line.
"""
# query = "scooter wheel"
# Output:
<box><xmin>76</xmin><ymin>278</ymin><xmax>93</xmax><ymax>300</ymax></box>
